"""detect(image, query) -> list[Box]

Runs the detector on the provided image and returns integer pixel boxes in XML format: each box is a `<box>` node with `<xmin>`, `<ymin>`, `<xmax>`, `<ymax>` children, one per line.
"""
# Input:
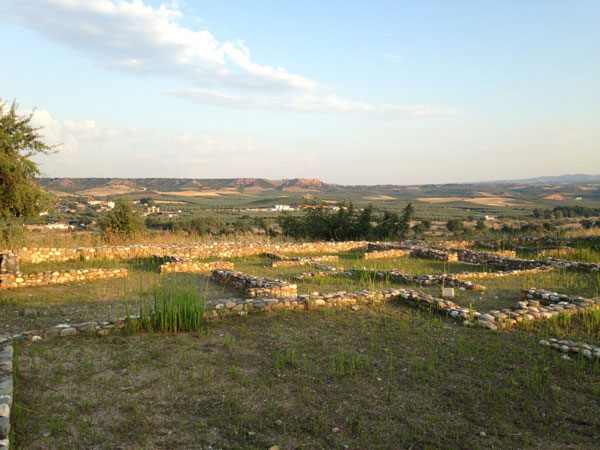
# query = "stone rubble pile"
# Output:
<box><xmin>0</xmin><ymin>338</ymin><xmax>12</xmax><ymax>448</ymax></box>
<box><xmin>0</xmin><ymin>267</ymin><xmax>128</xmax><ymax>290</ymax></box>
<box><xmin>210</xmin><ymin>269</ymin><xmax>297</xmax><ymax>298</ymax></box>
<box><xmin>539</xmin><ymin>338</ymin><xmax>600</xmax><ymax>360</ymax></box>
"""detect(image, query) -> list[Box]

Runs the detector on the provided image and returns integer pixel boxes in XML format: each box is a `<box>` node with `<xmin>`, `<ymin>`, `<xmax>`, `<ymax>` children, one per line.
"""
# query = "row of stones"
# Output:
<box><xmin>413</xmin><ymin>244</ymin><xmax>600</xmax><ymax>273</ymax></box>
<box><xmin>0</xmin><ymin>339</ymin><xmax>12</xmax><ymax>448</ymax></box>
<box><xmin>0</xmin><ymin>268</ymin><xmax>128</xmax><ymax>290</ymax></box>
<box><xmin>292</xmin><ymin>267</ymin><xmax>485</xmax><ymax>290</ymax></box>
<box><xmin>363</xmin><ymin>249</ymin><xmax>409</xmax><ymax>260</ymax></box>
<box><xmin>471</xmin><ymin>289</ymin><xmax>600</xmax><ymax>330</ymax></box>
<box><xmin>210</xmin><ymin>269</ymin><xmax>298</xmax><ymax>298</ymax></box>
<box><xmin>539</xmin><ymin>338</ymin><xmax>600</xmax><ymax>360</ymax></box>
<box><xmin>7</xmin><ymin>287</ymin><xmax>599</xmax><ymax>343</ymax></box>
<box><xmin>4</xmin><ymin>241</ymin><xmax>368</xmax><ymax>265</ymax></box>
<box><xmin>159</xmin><ymin>260</ymin><xmax>234</xmax><ymax>274</ymax></box>
<box><xmin>372</xmin><ymin>270</ymin><xmax>486</xmax><ymax>291</ymax></box>
<box><xmin>270</xmin><ymin>255</ymin><xmax>339</xmax><ymax>268</ymax></box>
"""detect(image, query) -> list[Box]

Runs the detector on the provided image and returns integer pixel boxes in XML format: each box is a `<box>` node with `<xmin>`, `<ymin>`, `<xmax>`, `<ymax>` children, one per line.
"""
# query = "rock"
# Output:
<box><xmin>0</xmin><ymin>417</ymin><xmax>9</xmax><ymax>439</ymax></box>
<box><xmin>478</xmin><ymin>431</ymin><xmax>487</xmax><ymax>437</ymax></box>
<box><xmin>350</xmin><ymin>305</ymin><xmax>360</xmax><ymax>311</ymax></box>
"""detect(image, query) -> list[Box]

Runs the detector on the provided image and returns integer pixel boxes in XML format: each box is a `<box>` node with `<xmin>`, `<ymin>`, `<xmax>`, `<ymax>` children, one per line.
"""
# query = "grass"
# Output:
<box><xmin>0</xmin><ymin>258</ymin><xmax>237</xmax><ymax>335</ymax></box>
<box><xmin>4</xmin><ymin>247</ymin><xmax>600</xmax><ymax>448</ymax></box>
<box><xmin>11</xmin><ymin>305</ymin><xmax>600</xmax><ymax>449</ymax></box>
<box><xmin>130</xmin><ymin>279</ymin><xmax>206</xmax><ymax>333</ymax></box>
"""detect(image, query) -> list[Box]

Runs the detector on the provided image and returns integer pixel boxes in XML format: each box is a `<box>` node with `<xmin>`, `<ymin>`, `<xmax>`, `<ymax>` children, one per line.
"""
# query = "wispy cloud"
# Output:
<box><xmin>1</xmin><ymin>0</ymin><xmax>455</xmax><ymax>116</ymax></box>
<box><xmin>383</xmin><ymin>53</ymin><xmax>402</xmax><ymax>61</ymax></box>
<box><xmin>168</xmin><ymin>88</ymin><xmax>458</xmax><ymax>116</ymax></box>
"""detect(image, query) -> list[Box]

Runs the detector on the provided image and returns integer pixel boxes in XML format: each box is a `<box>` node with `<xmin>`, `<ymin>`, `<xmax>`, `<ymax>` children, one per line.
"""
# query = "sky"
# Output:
<box><xmin>0</xmin><ymin>0</ymin><xmax>598</xmax><ymax>185</ymax></box>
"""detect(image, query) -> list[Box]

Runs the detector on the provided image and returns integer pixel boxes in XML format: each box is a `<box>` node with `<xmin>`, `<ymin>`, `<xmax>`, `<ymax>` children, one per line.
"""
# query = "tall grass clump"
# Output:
<box><xmin>135</xmin><ymin>280</ymin><xmax>206</xmax><ymax>332</ymax></box>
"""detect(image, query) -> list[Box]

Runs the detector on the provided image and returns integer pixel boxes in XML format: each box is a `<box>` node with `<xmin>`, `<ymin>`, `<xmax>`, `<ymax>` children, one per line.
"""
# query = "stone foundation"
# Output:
<box><xmin>159</xmin><ymin>260</ymin><xmax>234</xmax><ymax>274</ymax></box>
<box><xmin>0</xmin><ymin>338</ymin><xmax>12</xmax><ymax>448</ymax></box>
<box><xmin>364</xmin><ymin>249</ymin><xmax>409</xmax><ymax>260</ymax></box>
<box><xmin>0</xmin><ymin>254</ymin><xmax>18</xmax><ymax>275</ymax></box>
<box><xmin>540</xmin><ymin>338</ymin><xmax>600</xmax><ymax>360</ymax></box>
<box><xmin>5</xmin><ymin>241</ymin><xmax>368</xmax><ymax>265</ymax></box>
<box><xmin>0</xmin><ymin>268</ymin><xmax>127</xmax><ymax>290</ymax></box>
<box><xmin>210</xmin><ymin>269</ymin><xmax>297</xmax><ymax>298</ymax></box>
<box><xmin>270</xmin><ymin>255</ymin><xmax>339</xmax><ymax>268</ymax></box>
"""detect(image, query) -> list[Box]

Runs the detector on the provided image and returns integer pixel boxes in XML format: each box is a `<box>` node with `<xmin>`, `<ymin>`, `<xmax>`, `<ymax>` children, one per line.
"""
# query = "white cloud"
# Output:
<box><xmin>0</xmin><ymin>0</ymin><xmax>313</xmax><ymax>92</ymax></box>
<box><xmin>1</xmin><ymin>0</ymin><xmax>456</xmax><ymax>116</ymax></box>
<box><xmin>27</xmin><ymin>109</ymin><xmax>319</xmax><ymax>178</ymax></box>
<box><xmin>168</xmin><ymin>88</ymin><xmax>457</xmax><ymax>116</ymax></box>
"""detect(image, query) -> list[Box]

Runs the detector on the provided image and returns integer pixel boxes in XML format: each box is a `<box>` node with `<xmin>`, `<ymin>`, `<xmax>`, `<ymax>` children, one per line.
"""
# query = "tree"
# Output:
<box><xmin>475</xmin><ymin>219</ymin><xmax>487</xmax><ymax>231</ymax></box>
<box><xmin>446</xmin><ymin>219</ymin><xmax>464</xmax><ymax>233</ymax></box>
<box><xmin>100</xmin><ymin>199</ymin><xmax>144</xmax><ymax>236</ymax></box>
<box><xmin>0</xmin><ymin>100</ymin><xmax>54</xmax><ymax>218</ymax></box>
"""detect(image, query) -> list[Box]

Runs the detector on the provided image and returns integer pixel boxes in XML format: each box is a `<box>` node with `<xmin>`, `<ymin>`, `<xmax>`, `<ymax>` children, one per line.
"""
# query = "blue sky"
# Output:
<box><xmin>1</xmin><ymin>0</ymin><xmax>598</xmax><ymax>184</ymax></box>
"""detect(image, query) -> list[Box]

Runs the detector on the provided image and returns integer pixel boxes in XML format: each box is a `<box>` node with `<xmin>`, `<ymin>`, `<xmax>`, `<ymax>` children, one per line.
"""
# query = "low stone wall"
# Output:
<box><xmin>539</xmin><ymin>338</ymin><xmax>600</xmax><ymax>360</ymax></box>
<box><xmin>6</xmin><ymin>241</ymin><xmax>368</xmax><ymax>265</ymax></box>
<box><xmin>373</xmin><ymin>270</ymin><xmax>486</xmax><ymax>291</ymax></box>
<box><xmin>271</xmin><ymin>255</ymin><xmax>339</xmax><ymax>268</ymax></box>
<box><xmin>159</xmin><ymin>260</ymin><xmax>234</xmax><ymax>274</ymax></box>
<box><xmin>409</xmin><ymin>247</ymin><xmax>459</xmax><ymax>262</ymax></box>
<box><xmin>364</xmin><ymin>249</ymin><xmax>409</xmax><ymax>260</ymax></box>
<box><xmin>0</xmin><ymin>254</ymin><xmax>18</xmax><ymax>275</ymax></box>
<box><xmin>545</xmin><ymin>258</ymin><xmax>600</xmax><ymax>272</ymax></box>
<box><xmin>468</xmin><ymin>289</ymin><xmax>600</xmax><ymax>330</ymax></box>
<box><xmin>453</xmin><ymin>267</ymin><xmax>555</xmax><ymax>280</ymax></box>
<box><xmin>210</xmin><ymin>269</ymin><xmax>297</xmax><ymax>298</ymax></box>
<box><xmin>0</xmin><ymin>268</ymin><xmax>128</xmax><ymax>290</ymax></box>
<box><xmin>0</xmin><ymin>338</ymin><xmax>12</xmax><ymax>448</ymax></box>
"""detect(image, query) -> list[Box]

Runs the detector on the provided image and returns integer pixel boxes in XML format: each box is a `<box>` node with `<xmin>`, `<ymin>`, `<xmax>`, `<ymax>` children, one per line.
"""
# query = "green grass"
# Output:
<box><xmin>5</xmin><ymin>247</ymin><xmax>600</xmax><ymax>448</ymax></box>
<box><xmin>11</xmin><ymin>306</ymin><xmax>600</xmax><ymax>449</ymax></box>
<box><xmin>130</xmin><ymin>279</ymin><xmax>206</xmax><ymax>333</ymax></box>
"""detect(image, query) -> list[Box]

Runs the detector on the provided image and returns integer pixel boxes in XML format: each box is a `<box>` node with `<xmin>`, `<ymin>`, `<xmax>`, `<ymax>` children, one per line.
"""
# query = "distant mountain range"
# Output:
<box><xmin>38</xmin><ymin>174</ymin><xmax>600</xmax><ymax>195</ymax></box>
<box><xmin>485</xmin><ymin>174</ymin><xmax>600</xmax><ymax>185</ymax></box>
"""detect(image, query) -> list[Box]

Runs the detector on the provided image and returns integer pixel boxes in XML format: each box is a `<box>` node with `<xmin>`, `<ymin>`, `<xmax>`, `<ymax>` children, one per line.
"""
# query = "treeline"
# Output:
<box><xmin>533</xmin><ymin>206</ymin><xmax>600</xmax><ymax>219</ymax></box>
<box><xmin>144</xmin><ymin>215</ymin><xmax>270</xmax><ymax>236</ymax></box>
<box><xmin>277</xmin><ymin>203</ymin><xmax>415</xmax><ymax>240</ymax></box>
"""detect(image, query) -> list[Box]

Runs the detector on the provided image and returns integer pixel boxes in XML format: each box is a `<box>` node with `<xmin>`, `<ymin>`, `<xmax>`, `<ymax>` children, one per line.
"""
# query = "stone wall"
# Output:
<box><xmin>5</xmin><ymin>241</ymin><xmax>368</xmax><ymax>265</ymax></box>
<box><xmin>540</xmin><ymin>338</ymin><xmax>600</xmax><ymax>360</ymax></box>
<box><xmin>0</xmin><ymin>338</ymin><xmax>12</xmax><ymax>448</ymax></box>
<box><xmin>0</xmin><ymin>268</ymin><xmax>127</xmax><ymax>290</ymax></box>
<box><xmin>270</xmin><ymin>255</ymin><xmax>339</xmax><ymax>268</ymax></box>
<box><xmin>410</xmin><ymin>247</ymin><xmax>459</xmax><ymax>262</ymax></box>
<box><xmin>0</xmin><ymin>254</ymin><xmax>18</xmax><ymax>275</ymax></box>
<box><xmin>372</xmin><ymin>270</ymin><xmax>486</xmax><ymax>291</ymax></box>
<box><xmin>210</xmin><ymin>269</ymin><xmax>297</xmax><ymax>298</ymax></box>
<box><xmin>364</xmin><ymin>249</ymin><xmax>409</xmax><ymax>260</ymax></box>
<box><xmin>159</xmin><ymin>260</ymin><xmax>234</xmax><ymax>274</ymax></box>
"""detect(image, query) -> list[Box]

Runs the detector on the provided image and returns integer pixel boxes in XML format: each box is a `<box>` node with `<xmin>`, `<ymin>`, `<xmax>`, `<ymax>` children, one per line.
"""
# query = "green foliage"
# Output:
<box><xmin>475</xmin><ymin>219</ymin><xmax>487</xmax><ymax>231</ymax></box>
<box><xmin>134</xmin><ymin>282</ymin><xmax>205</xmax><ymax>333</ymax></box>
<box><xmin>0</xmin><ymin>219</ymin><xmax>25</xmax><ymax>247</ymax></box>
<box><xmin>0</xmin><ymin>100</ymin><xmax>54</xmax><ymax>218</ymax></box>
<box><xmin>277</xmin><ymin>203</ymin><xmax>414</xmax><ymax>240</ymax></box>
<box><xmin>446</xmin><ymin>219</ymin><xmax>464</xmax><ymax>233</ymax></box>
<box><xmin>535</xmin><ymin>205</ymin><xmax>600</xmax><ymax>219</ymax></box>
<box><xmin>100</xmin><ymin>199</ymin><xmax>145</xmax><ymax>236</ymax></box>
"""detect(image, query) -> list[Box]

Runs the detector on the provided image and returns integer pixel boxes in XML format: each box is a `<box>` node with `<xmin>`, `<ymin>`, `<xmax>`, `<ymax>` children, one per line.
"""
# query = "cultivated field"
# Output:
<box><xmin>1</xmin><ymin>238</ymin><xmax>600</xmax><ymax>449</ymax></box>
